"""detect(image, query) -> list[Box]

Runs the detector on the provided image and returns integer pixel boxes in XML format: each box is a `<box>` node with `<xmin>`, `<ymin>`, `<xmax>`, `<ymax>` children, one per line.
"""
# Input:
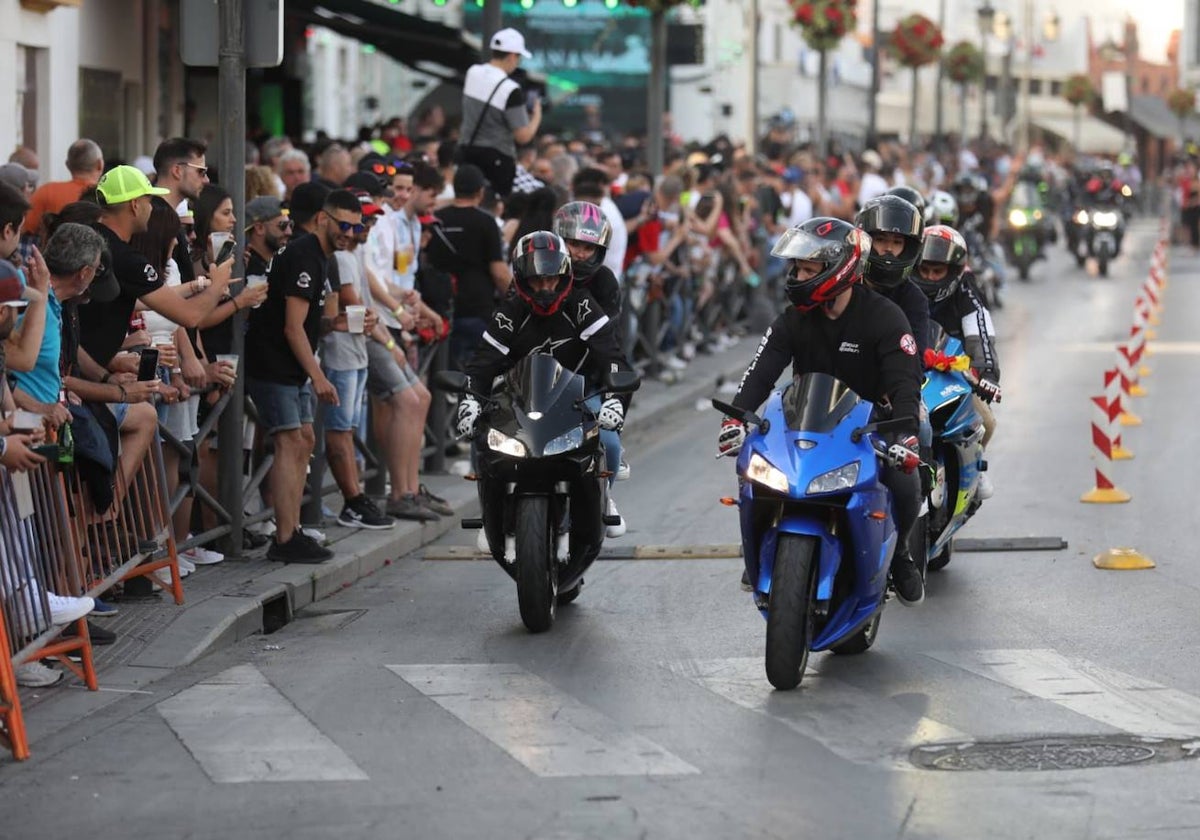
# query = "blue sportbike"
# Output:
<box><xmin>714</xmin><ymin>373</ymin><xmax>917</xmax><ymax>691</ymax></box>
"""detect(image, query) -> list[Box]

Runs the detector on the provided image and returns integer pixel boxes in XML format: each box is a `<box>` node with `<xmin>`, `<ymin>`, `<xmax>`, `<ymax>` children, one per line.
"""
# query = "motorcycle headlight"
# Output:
<box><xmin>1008</xmin><ymin>209</ymin><xmax>1028</xmax><ymax>227</ymax></box>
<box><xmin>486</xmin><ymin>428</ymin><xmax>528</xmax><ymax>458</ymax></box>
<box><xmin>746</xmin><ymin>452</ymin><xmax>789</xmax><ymax>493</ymax></box>
<box><xmin>1074</xmin><ymin>210</ymin><xmax>1089</xmax><ymax>224</ymax></box>
<box><xmin>806</xmin><ymin>462</ymin><xmax>860</xmax><ymax>495</ymax></box>
<box><xmin>543</xmin><ymin>427</ymin><xmax>584</xmax><ymax>456</ymax></box>
<box><xmin>1121</xmin><ymin>185</ymin><xmax>1132</xmax><ymax>197</ymax></box>
<box><xmin>1093</xmin><ymin>211</ymin><xmax>1119</xmax><ymax>227</ymax></box>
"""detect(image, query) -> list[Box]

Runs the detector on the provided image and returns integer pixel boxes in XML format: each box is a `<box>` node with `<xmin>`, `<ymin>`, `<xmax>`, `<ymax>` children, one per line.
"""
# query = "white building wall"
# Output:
<box><xmin>1183</xmin><ymin>0</ymin><xmax>1200</xmax><ymax>87</ymax></box>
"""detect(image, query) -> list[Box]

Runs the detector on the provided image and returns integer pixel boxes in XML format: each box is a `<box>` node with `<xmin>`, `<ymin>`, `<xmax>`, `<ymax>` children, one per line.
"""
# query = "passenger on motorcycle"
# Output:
<box><xmin>914</xmin><ymin>225</ymin><xmax>1001</xmax><ymax>499</ymax></box>
<box><xmin>457</xmin><ymin>231</ymin><xmax>633</xmax><ymax>536</ymax></box>
<box><xmin>552</xmin><ymin>201</ymin><xmax>628</xmax><ymax>536</ymax></box>
<box><xmin>718</xmin><ymin>217</ymin><xmax>928</xmax><ymax>605</ymax></box>
<box><xmin>855</xmin><ymin>195</ymin><xmax>931</xmax><ymax>358</ymax></box>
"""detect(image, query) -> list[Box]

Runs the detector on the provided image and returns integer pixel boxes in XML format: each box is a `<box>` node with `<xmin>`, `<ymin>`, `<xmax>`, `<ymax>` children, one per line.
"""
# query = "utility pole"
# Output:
<box><xmin>647</xmin><ymin>9</ymin><xmax>668</xmax><ymax>175</ymax></box>
<box><xmin>1021</xmin><ymin>0</ymin><xmax>1033</xmax><ymax>152</ymax></box>
<box><xmin>934</xmin><ymin>0</ymin><xmax>947</xmax><ymax>148</ymax></box>
<box><xmin>216</xmin><ymin>0</ymin><xmax>246</xmax><ymax>557</ymax></box>
<box><xmin>482</xmin><ymin>0</ymin><xmax>502</xmax><ymax>58</ymax></box>
<box><xmin>746</xmin><ymin>0</ymin><xmax>760</xmax><ymax>155</ymax></box>
<box><xmin>868</xmin><ymin>0</ymin><xmax>880</xmax><ymax>146</ymax></box>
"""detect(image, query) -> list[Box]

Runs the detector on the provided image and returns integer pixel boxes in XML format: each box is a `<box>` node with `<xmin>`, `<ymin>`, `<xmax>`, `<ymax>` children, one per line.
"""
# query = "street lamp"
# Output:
<box><xmin>977</xmin><ymin>1</ymin><xmax>995</xmax><ymax>144</ymax></box>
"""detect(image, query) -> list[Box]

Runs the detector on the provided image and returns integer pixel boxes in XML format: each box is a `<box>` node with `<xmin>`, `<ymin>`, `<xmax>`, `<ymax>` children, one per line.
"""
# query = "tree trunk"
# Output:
<box><xmin>1073</xmin><ymin>104</ymin><xmax>1081</xmax><ymax>151</ymax></box>
<box><xmin>816</xmin><ymin>49</ymin><xmax>828</xmax><ymax>156</ymax></box>
<box><xmin>647</xmin><ymin>10</ymin><xmax>668</xmax><ymax>176</ymax></box>
<box><xmin>960</xmin><ymin>83</ymin><xmax>968</xmax><ymax>140</ymax></box>
<box><xmin>909</xmin><ymin>66</ymin><xmax>919</xmax><ymax>148</ymax></box>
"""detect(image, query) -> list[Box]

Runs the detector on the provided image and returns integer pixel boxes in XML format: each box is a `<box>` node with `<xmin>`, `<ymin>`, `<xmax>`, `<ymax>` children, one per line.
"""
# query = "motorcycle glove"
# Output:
<box><xmin>598</xmin><ymin>397</ymin><xmax>625</xmax><ymax>432</ymax></box>
<box><xmin>717</xmin><ymin>418</ymin><xmax>746</xmax><ymax>458</ymax></box>
<box><xmin>886</xmin><ymin>435</ymin><xmax>921</xmax><ymax>474</ymax></box>
<box><xmin>973</xmin><ymin>376</ymin><xmax>1002</xmax><ymax>404</ymax></box>
<box><xmin>456</xmin><ymin>396</ymin><xmax>482</xmax><ymax>439</ymax></box>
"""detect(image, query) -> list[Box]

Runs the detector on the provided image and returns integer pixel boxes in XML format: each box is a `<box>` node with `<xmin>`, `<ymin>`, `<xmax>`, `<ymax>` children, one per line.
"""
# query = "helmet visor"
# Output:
<box><xmin>771</xmin><ymin>227</ymin><xmax>850</xmax><ymax>264</ymax></box>
<box><xmin>513</xmin><ymin>248</ymin><xmax>571</xmax><ymax>280</ymax></box>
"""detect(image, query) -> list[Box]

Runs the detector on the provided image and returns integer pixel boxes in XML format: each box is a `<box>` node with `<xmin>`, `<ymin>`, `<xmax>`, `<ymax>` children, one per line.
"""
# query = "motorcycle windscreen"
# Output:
<box><xmin>503</xmin><ymin>353</ymin><xmax>586</xmax><ymax>443</ymax></box>
<box><xmin>781</xmin><ymin>373</ymin><xmax>862</xmax><ymax>434</ymax></box>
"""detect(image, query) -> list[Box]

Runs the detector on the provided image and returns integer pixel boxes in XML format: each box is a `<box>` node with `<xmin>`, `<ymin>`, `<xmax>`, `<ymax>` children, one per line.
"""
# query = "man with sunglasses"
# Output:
<box><xmin>245</xmin><ymin>189</ymin><xmax>363</xmax><ymax>564</ymax></box>
<box><xmin>245</xmin><ymin>196</ymin><xmax>292</xmax><ymax>277</ymax></box>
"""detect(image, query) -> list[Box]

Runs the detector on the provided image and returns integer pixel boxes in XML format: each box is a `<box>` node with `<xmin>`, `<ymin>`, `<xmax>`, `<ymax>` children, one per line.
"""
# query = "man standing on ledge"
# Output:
<box><xmin>458</xmin><ymin>27</ymin><xmax>542</xmax><ymax>197</ymax></box>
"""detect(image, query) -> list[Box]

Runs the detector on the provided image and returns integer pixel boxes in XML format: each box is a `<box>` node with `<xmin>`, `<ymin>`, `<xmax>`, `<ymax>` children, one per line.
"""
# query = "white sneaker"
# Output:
<box><xmin>556</xmin><ymin>531</ymin><xmax>570</xmax><ymax>562</ymax></box>
<box><xmin>47</xmin><ymin>593</ymin><xmax>94</xmax><ymax>625</ymax></box>
<box><xmin>977</xmin><ymin>472</ymin><xmax>995</xmax><ymax>500</ymax></box>
<box><xmin>15</xmin><ymin>661</ymin><xmax>62</xmax><ymax>688</ymax></box>
<box><xmin>177</xmin><ymin>554</ymin><xmax>197</xmax><ymax>574</ymax></box>
<box><xmin>615</xmin><ymin>458</ymin><xmax>631</xmax><ymax>481</ymax></box>
<box><xmin>476</xmin><ymin>528</ymin><xmax>489</xmax><ymax>554</ymax></box>
<box><xmin>664</xmin><ymin>354</ymin><xmax>688</xmax><ymax>370</ymax></box>
<box><xmin>183</xmin><ymin>538</ymin><xmax>225</xmax><ymax>565</ymax></box>
<box><xmin>606</xmin><ymin>497</ymin><xmax>627</xmax><ymax>538</ymax></box>
<box><xmin>301</xmin><ymin>527</ymin><xmax>327</xmax><ymax>544</ymax></box>
<box><xmin>153</xmin><ymin>565</ymin><xmax>188</xmax><ymax>589</ymax></box>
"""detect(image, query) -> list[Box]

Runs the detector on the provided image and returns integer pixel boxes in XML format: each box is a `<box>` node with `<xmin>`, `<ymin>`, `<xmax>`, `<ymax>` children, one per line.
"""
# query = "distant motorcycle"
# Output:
<box><xmin>1002</xmin><ymin>205</ymin><xmax>1044</xmax><ymax>282</ymax></box>
<box><xmin>714</xmin><ymin>374</ymin><xmax>917</xmax><ymax>691</ymax></box>
<box><xmin>434</xmin><ymin>354</ymin><xmax>640</xmax><ymax>633</ymax></box>
<box><xmin>1087</xmin><ymin>205</ymin><xmax>1123</xmax><ymax>278</ymax></box>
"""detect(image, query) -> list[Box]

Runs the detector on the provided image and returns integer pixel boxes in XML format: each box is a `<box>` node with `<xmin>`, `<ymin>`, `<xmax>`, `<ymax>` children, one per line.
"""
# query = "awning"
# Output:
<box><xmin>1124</xmin><ymin>95</ymin><xmax>1200</xmax><ymax>140</ymax></box>
<box><xmin>1031</xmin><ymin>114</ymin><xmax>1128</xmax><ymax>154</ymax></box>
<box><xmin>287</xmin><ymin>0</ymin><xmax>482</xmax><ymax>82</ymax></box>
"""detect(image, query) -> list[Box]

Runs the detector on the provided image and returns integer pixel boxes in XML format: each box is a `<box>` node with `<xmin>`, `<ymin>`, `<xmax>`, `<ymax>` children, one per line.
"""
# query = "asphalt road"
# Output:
<box><xmin>5</xmin><ymin>221</ymin><xmax>1200</xmax><ymax>840</ymax></box>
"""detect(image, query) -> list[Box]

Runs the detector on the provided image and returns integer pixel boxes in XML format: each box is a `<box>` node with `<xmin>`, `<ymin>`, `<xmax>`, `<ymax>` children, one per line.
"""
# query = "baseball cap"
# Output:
<box><xmin>348</xmin><ymin>189</ymin><xmax>383</xmax><ymax>217</ymax></box>
<box><xmin>861</xmin><ymin>149</ymin><xmax>883</xmax><ymax>171</ymax></box>
<box><xmin>453</xmin><ymin>164</ymin><xmax>488</xmax><ymax>197</ymax></box>
<box><xmin>96</xmin><ymin>164</ymin><xmax>169</xmax><ymax>205</ymax></box>
<box><xmin>490</xmin><ymin>27</ymin><xmax>532</xmax><ymax>59</ymax></box>
<box><xmin>417</xmin><ymin>213</ymin><xmax>439</xmax><ymax>227</ymax></box>
<box><xmin>343</xmin><ymin>170</ymin><xmax>391</xmax><ymax>198</ymax></box>
<box><xmin>0</xmin><ymin>261</ymin><xmax>29</xmax><ymax>309</ymax></box>
<box><xmin>0</xmin><ymin>163</ymin><xmax>31</xmax><ymax>193</ymax></box>
<box><xmin>287</xmin><ymin>181</ymin><xmax>331</xmax><ymax>227</ymax></box>
<box><xmin>244</xmin><ymin>196</ymin><xmax>287</xmax><ymax>229</ymax></box>
<box><xmin>782</xmin><ymin>166</ymin><xmax>804</xmax><ymax>185</ymax></box>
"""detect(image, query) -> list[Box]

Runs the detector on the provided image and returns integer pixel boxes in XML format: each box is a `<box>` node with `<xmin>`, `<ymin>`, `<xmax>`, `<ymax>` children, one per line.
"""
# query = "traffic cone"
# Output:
<box><xmin>1081</xmin><ymin>394</ymin><xmax>1131</xmax><ymax>503</ymax></box>
<box><xmin>1103</xmin><ymin>370</ymin><xmax>1133</xmax><ymax>460</ymax></box>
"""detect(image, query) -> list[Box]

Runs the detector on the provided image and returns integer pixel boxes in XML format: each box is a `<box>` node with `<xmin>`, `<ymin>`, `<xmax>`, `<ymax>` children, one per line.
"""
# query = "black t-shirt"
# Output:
<box><xmin>425</xmin><ymin>205</ymin><xmax>505</xmax><ymax>320</ymax></box>
<box><xmin>732</xmin><ymin>286</ymin><xmax>923</xmax><ymax>436</ymax></box>
<box><xmin>82</xmin><ymin>223</ymin><xmax>165</xmax><ymax>366</ymax></box>
<box><xmin>875</xmin><ymin>279</ymin><xmax>931</xmax><ymax>359</ymax></box>
<box><xmin>244</xmin><ymin>233</ymin><xmax>331</xmax><ymax>385</ymax></box>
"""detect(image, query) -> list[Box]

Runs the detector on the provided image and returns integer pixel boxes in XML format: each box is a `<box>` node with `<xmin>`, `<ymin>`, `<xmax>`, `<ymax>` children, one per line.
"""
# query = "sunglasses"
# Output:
<box><xmin>184</xmin><ymin>162</ymin><xmax>209</xmax><ymax>178</ymax></box>
<box><xmin>368</xmin><ymin>161</ymin><xmax>412</xmax><ymax>177</ymax></box>
<box><xmin>275</xmin><ymin>219</ymin><xmax>293</xmax><ymax>231</ymax></box>
<box><xmin>334</xmin><ymin>220</ymin><xmax>366</xmax><ymax>234</ymax></box>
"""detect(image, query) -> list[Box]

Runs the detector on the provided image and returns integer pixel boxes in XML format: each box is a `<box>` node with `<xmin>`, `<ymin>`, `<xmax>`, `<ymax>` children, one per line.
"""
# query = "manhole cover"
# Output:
<box><xmin>911</xmin><ymin>735</ymin><xmax>1200</xmax><ymax>772</ymax></box>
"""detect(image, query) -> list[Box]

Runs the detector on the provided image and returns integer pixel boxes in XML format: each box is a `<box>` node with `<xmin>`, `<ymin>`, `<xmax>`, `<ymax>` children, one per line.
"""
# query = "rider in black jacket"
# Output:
<box><xmin>719</xmin><ymin>217</ymin><xmax>927</xmax><ymax>606</ymax></box>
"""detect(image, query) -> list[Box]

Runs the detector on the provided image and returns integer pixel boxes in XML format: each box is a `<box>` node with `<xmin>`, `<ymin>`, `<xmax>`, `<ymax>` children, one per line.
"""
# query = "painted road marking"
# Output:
<box><xmin>423</xmin><ymin>544</ymin><xmax>742</xmax><ymax>561</ymax></box>
<box><xmin>156</xmin><ymin>664</ymin><xmax>369</xmax><ymax>783</ymax></box>
<box><xmin>388</xmin><ymin>663</ymin><xmax>699</xmax><ymax>777</ymax></box>
<box><xmin>926</xmin><ymin>649</ymin><xmax>1200</xmax><ymax>739</ymax></box>
<box><xmin>670</xmin><ymin>657</ymin><xmax>965</xmax><ymax>769</ymax></box>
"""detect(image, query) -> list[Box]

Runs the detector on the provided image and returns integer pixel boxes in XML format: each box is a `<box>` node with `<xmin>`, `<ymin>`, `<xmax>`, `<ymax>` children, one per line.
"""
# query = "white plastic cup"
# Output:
<box><xmin>245</xmin><ymin>275</ymin><xmax>267</xmax><ymax>289</ymax></box>
<box><xmin>216</xmin><ymin>354</ymin><xmax>240</xmax><ymax>375</ymax></box>
<box><xmin>346</xmin><ymin>304</ymin><xmax>367</xmax><ymax>334</ymax></box>
<box><xmin>150</xmin><ymin>331</ymin><xmax>173</xmax><ymax>349</ymax></box>
<box><xmin>11</xmin><ymin>410</ymin><xmax>42</xmax><ymax>432</ymax></box>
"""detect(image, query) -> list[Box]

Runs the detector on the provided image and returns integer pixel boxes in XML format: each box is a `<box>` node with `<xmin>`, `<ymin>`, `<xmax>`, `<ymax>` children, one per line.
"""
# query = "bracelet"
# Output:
<box><xmin>117</xmin><ymin>384</ymin><xmax>128</xmax><ymax>404</ymax></box>
<box><xmin>393</xmin><ymin>305</ymin><xmax>405</xmax><ymax>317</ymax></box>
<box><xmin>100</xmin><ymin>372</ymin><xmax>112</xmax><ymax>384</ymax></box>
<box><xmin>231</xmin><ymin>296</ymin><xmax>240</xmax><ymax>312</ymax></box>
<box><xmin>384</xmin><ymin>338</ymin><xmax>396</xmax><ymax>351</ymax></box>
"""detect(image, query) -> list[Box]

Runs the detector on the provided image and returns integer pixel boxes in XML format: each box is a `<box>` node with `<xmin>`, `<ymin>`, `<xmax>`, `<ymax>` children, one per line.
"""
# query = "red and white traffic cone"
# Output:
<box><xmin>1116</xmin><ymin>342</ymin><xmax>1147</xmax><ymax>401</ymax></box>
<box><xmin>1104</xmin><ymin>369</ymin><xmax>1133</xmax><ymax>460</ymax></box>
<box><xmin>1081</xmin><ymin>393</ymin><xmax>1131</xmax><ymax>503</ymax></box>
<box><xmin>1128</xmin><ymin>317</ymin><xmax>1151</xmax><ymax>377</ymax></box>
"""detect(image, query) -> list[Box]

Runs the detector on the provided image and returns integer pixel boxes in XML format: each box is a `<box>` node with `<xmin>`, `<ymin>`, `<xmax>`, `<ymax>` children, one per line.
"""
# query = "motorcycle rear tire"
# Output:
<box><xmin>1098</xmin><ymin>252</ymin><xmax>1109</xmax><ymax>277</ymax></box>
<box><xmin>829</xmin><ymin>610</ymin><xmax>882</xmax><ymax>655</ymax></box>
<box><xmin>516</xmin><ymin>496</ymin><xmax>557</xmax><ymax>633</ymax></box>
<box><xmin>556</xmin><ymin>579</ymin><xmax>583</xmax><ymax>606</ymax></box>
<box><xmin>926</xmin><ymin>544</ymin><xmax>952</xmax><ymax>572</ymax></box>
<box><xmin>764</xmin><ymin>534</ymin><xmax>817</xmax><ymax>691</ymax></box>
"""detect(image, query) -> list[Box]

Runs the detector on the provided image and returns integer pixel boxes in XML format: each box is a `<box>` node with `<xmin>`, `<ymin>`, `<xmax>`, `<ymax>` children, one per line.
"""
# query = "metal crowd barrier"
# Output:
<box><xmin>1</xmin><ymin>434</ymin><xmax>182</xmax><ymax>762</ymax></box>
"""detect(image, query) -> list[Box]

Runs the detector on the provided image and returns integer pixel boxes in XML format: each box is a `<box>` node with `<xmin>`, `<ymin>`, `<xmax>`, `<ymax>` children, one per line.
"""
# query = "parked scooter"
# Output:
<box><xmin>714</xmin><ymin>374</ymin><xmax>917</xmax><ymax>691</ymax></box>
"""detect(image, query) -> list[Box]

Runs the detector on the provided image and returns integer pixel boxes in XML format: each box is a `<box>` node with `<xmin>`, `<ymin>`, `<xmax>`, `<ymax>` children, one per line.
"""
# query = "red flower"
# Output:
<box><xmin>826</xmin><ymin>5</ymin><xmax>842</xmax><ymax>23</ymax></box>
<box><xmin>796</xmin><ymin>2</ymin><xmax>814</xmax><ymax>24</ymax></box>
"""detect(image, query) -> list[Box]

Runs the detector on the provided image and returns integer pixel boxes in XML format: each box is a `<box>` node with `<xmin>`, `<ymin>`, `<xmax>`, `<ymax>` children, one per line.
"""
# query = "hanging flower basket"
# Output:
<box><xmin>945</xmin><ymin>41</ymin><xmax>984</xmax><ymax>85</ymax></box>
<box><xmin>788</xmin><ymin>0</ymin><xmax>858</xmax><ymax>52</ymax></box>
<box><xmin>1167</xmin><ymin>88</ymin><xmax>1196</xmax><ymax>120</ymax></box>
<box><xmin>889</xmin><ymin>13</ymin><xmax>943</xmax><ymax>69</ymax></box>
<box><xmin>1062</xmin><ymin>74</ymin><xmax>1094</xmax><ymax>108</ymax></box>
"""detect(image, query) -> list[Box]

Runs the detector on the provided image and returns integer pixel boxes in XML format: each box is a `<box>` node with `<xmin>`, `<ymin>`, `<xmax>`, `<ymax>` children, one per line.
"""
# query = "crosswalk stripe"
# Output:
<box><xmin>156</xmin><ymin>664</ymin><xmax>369</xmax><ymax>783</ymax></box>
<box><xmin>925</xmin><ymin>649</ymin><xmax>1200</xmax><ymax>739</ymax></box>
<box><xmin>388</xmin><ymin>663</ymin><xmax>699</xmax><ymax>778</ymax></box>
<box><xmin>670</xmin><ymin>657</ymin><xmax>965</xmax><ymax>769</ymax></box>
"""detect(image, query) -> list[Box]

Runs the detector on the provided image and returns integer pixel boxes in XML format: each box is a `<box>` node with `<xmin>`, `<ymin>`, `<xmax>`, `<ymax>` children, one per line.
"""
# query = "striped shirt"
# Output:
<box><xmin>460</xmin><ymin>63</ymin><xmax>529</xmax><ymax>158</ymax></box>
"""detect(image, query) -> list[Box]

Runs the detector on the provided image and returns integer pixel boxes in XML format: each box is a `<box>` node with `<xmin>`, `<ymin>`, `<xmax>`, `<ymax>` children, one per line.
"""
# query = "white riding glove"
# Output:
<box><xmin>456</xmin><ymin>396</ymin><xmax>482</xmax><ymax>439</ymax></box>
<box><xmin>598</xmin><ymin>397</ymin><xmax>625</xmax><ymax>432</ymax></box>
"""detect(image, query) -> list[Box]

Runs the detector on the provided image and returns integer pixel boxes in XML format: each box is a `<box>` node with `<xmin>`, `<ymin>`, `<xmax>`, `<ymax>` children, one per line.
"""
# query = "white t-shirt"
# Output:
<box><xmin>143</xmin><ymin>258</ymin><xmax>181</xmax><ymax>338</ymax></box>
<box><xmin>600</xmin><ymin>196</ymin><xmax>627</xmax><ymax>280</ymax></box>
<box><xmin>784</xmin><ymin>189</ymin><xmax>814</xmax><ymax>227</ymax></box>
<box><xmin>858</xmin><ymin>172</ymin><xmax>889</xmax><ymax>207</ymax></box>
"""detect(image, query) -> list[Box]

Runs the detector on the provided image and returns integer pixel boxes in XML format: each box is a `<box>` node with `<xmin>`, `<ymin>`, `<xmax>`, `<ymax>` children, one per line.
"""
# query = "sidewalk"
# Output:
<box><xmin>16</xmin><ymin>336</ymin><xmax>755</xmax><ymax>737</ymax></box>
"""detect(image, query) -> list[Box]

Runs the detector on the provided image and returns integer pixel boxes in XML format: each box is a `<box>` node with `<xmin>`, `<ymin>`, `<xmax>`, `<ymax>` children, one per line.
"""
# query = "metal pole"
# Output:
<box><xmin>216</xmin><ymin>0</ymin><xmax>246</xmax><ymax>558</ymax></box>
<box><xmin>868</xmin><ymin>0</ymin><xmax>880</xmax><ymax>146</ymax></box>
<box><xmin>934</xmin><ymin>0</ymin><xmax>947</xmax><ymax>148</ymax></box>
<box><xmin>979</xmin><ymin>24</ymin><xmax>989</xmax><ymax>144</ymax></box>
<box><xmin>482</xmin><ymin>0</ymin><xmax>502</xmax><ymax>59</ymax></box>
<box><xmin>647</xmin><ymin>10</ymin><xmax>667</xmax><ymax>176</ymax></box>
<box><xmin>746</xmin><ymin>0</ymin><xmax>759</xmax><ymax>155</ymax></box>
<box><xmin>1021</xmin><ymin>0</ymin><xmax>1033</xmax><ymax>153</ymax></box>
<box><xmin>816</xmin><ymin>49</ymin><xmax>828</xmax><ymax>157</ymax></box>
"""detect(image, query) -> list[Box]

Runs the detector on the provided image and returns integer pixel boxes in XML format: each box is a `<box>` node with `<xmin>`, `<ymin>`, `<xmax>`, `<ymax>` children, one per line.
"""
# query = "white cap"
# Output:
<box><xmin>490</xmin><ymin>27</ymin><xmax>532</xmax><ymax>59</ymax></box>
<box><xmin>861</xmin><ymin>149</ymin><xmax>883</xmax><ymax>171</ymax></box>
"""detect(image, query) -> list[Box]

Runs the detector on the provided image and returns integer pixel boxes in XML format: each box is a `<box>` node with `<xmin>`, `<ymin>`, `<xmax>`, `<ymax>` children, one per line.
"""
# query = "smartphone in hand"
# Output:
<box><xmin>136</xmin><ymin>348</ymin><xmax>160</xmax><ymax>381</ymax></box>
<box><xmin>215</xmin><ymin>238</ymin><xmax>237</xmax><ymax>264</ymax></box>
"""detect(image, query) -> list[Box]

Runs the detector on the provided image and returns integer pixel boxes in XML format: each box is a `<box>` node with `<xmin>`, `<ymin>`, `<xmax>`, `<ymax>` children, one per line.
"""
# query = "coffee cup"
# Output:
<box><xmin>346</xmin><ymin>305</ymin><xmax>367</xmax><ymax>334</ymax></box>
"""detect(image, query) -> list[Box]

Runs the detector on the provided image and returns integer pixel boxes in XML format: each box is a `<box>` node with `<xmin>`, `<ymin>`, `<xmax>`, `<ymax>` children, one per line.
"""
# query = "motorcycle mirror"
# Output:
<box><xmin>850</xmin><ymin>417</ymin><xmax>910</xmax><ymax>442</ymax></box>
<box><xmin>711</xmin><ymin>398</ymin><xmax>764</xmax><ymax>428</ymax></box>
<box><xmin>431</xmin><ymin>370</ymin><xmax>469</xmax><ymax>394</ymax></box>
<box><xmin>603</xmin><ymin>370</ymin><xmax>642</xmax><ymax>395</ymax></box>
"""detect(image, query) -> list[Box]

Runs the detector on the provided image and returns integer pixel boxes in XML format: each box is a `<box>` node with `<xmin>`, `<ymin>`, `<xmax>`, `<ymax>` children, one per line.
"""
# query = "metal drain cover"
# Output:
<box><xmin>911</xmin><ymin>735</ymin><xmax>1200</xmax><ymax>772</ymax></box>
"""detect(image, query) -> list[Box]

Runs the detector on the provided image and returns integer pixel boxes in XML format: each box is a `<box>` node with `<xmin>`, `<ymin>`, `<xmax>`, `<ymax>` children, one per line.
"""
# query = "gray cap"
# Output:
<box><xmin>0</xmin><ymin>163</ymin><xmax>31</xmax><ymax>192</ymax></box>
<box><xmin>244</xmin><ymin>195</ymin><xmax>286</xmax><ymax>229</ymax></box>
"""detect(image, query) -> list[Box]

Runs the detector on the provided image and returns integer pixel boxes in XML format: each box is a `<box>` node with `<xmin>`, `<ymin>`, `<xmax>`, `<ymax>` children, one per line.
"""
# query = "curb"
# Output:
<box><xmin>133</xmin><ymin>340</ymin><xmax>754</xmax><ymax>671</ymax></box>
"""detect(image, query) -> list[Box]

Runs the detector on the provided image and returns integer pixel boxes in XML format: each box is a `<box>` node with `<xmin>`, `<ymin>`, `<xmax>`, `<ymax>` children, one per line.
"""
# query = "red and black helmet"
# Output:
<box><xmin>511</xmin><ymin>230</ymin><xmax>573</xmax><ymax>316</ymax></box>
<box><xmin>552</xmin><ymin>201</ymin><xmax>612</xmax><ymax>281</ymax></box>
<box><xmin>914</xmin><ymin>225</ymin><xmax>969</xmax><ymax>303</ymax></box>
<box><xmin>771</xmin><ymin>217</ymin><xmax>870</xmax><ymax>312</ymax></box>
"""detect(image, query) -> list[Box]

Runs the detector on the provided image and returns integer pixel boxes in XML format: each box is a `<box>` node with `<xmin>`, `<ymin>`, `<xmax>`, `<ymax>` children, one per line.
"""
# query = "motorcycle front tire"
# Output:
<box><xmin>764</xmin><ymin>534</ymin><xmax>817</xmax><ymax>691</ymax></box>
<box><xmin>516</xmin><ymin>495</ymin><xmax>557</xmax><ymax>633</ymax></box>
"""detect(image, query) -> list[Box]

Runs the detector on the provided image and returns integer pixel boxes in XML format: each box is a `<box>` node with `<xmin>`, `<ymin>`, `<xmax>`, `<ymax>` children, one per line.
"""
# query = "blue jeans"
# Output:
<box><xmin>323</xmin><ymin>367</ymin><xmax>368</xmax><ymax>432</ymax></box>
<box><xmin>585</xmin><ymin>395</ymin><xmax>622</xmax><ymax>487</ymax></box>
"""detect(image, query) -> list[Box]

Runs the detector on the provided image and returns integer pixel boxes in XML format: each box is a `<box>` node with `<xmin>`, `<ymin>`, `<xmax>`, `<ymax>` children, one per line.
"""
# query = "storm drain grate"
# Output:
<box><xmin>911</xmin><ymin>735</ymin><xmax>1200</xmax><ymax>772</ymax></box>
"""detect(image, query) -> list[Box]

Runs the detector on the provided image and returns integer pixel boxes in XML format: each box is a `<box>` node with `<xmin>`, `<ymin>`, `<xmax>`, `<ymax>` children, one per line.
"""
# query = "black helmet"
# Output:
<box><xmin>886</xmin><ymin>185</ymin><xmax>927</xmax><ymax>218</ymax></box>
<box><xmin>914</xmin><ymin>225</ymin><xmax>969</xmax><ymax>303</ymax></box>
<box><xmin>951</xmin><ymin>173</ymin><xmax>981</xmax><ymax>209</ymax></box>
<box><xmin>511</xmin><ymin>230</ymin><xmax>573</xmax><ymax>316</ymax></box>
<box><xmin>771</xmin><ymin>217</ymin><xmax>871</xmax><ymax>312</ymax></box>
<box><xmin>855</xmin><ymin>195</ymin><xmax>924</xmax><ymax>290</ymax></box>
<box><xmin>552</xmin><ymin>201</ymin><xmax>612</xmax><ymax>281</ymax></box>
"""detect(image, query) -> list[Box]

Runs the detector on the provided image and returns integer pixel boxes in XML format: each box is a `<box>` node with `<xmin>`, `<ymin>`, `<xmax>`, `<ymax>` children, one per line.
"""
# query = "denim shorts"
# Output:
<box><xmin>246</xmin><ymin>377</ymin><xmax>314</xmax><ymax>433</ymax></box>
<box><xmin>323</xmin><ymin>367</ymin><xmax>368</xmax><ymax>431</ymax></box>
<box><xmin>365</xmin><ymin>340</ymin><xmax>417</xmax><ymax>398</ymax></box>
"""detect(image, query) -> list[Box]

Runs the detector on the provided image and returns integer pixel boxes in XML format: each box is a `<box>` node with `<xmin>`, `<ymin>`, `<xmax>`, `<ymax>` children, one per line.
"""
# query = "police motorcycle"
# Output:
<box><xmin>714</xmin><ymin>375</ymin><xmax>917</xmax><ymax>691</ymax></box>
<box><xmin>434</xmin><ymin>355</ymin><xmax>640</xmax><ymax>633</ymax></box>
<box><xmin>918</xmin><ymin>332</ymin><xmax>994</xmax><ymax>573</ymax></box>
